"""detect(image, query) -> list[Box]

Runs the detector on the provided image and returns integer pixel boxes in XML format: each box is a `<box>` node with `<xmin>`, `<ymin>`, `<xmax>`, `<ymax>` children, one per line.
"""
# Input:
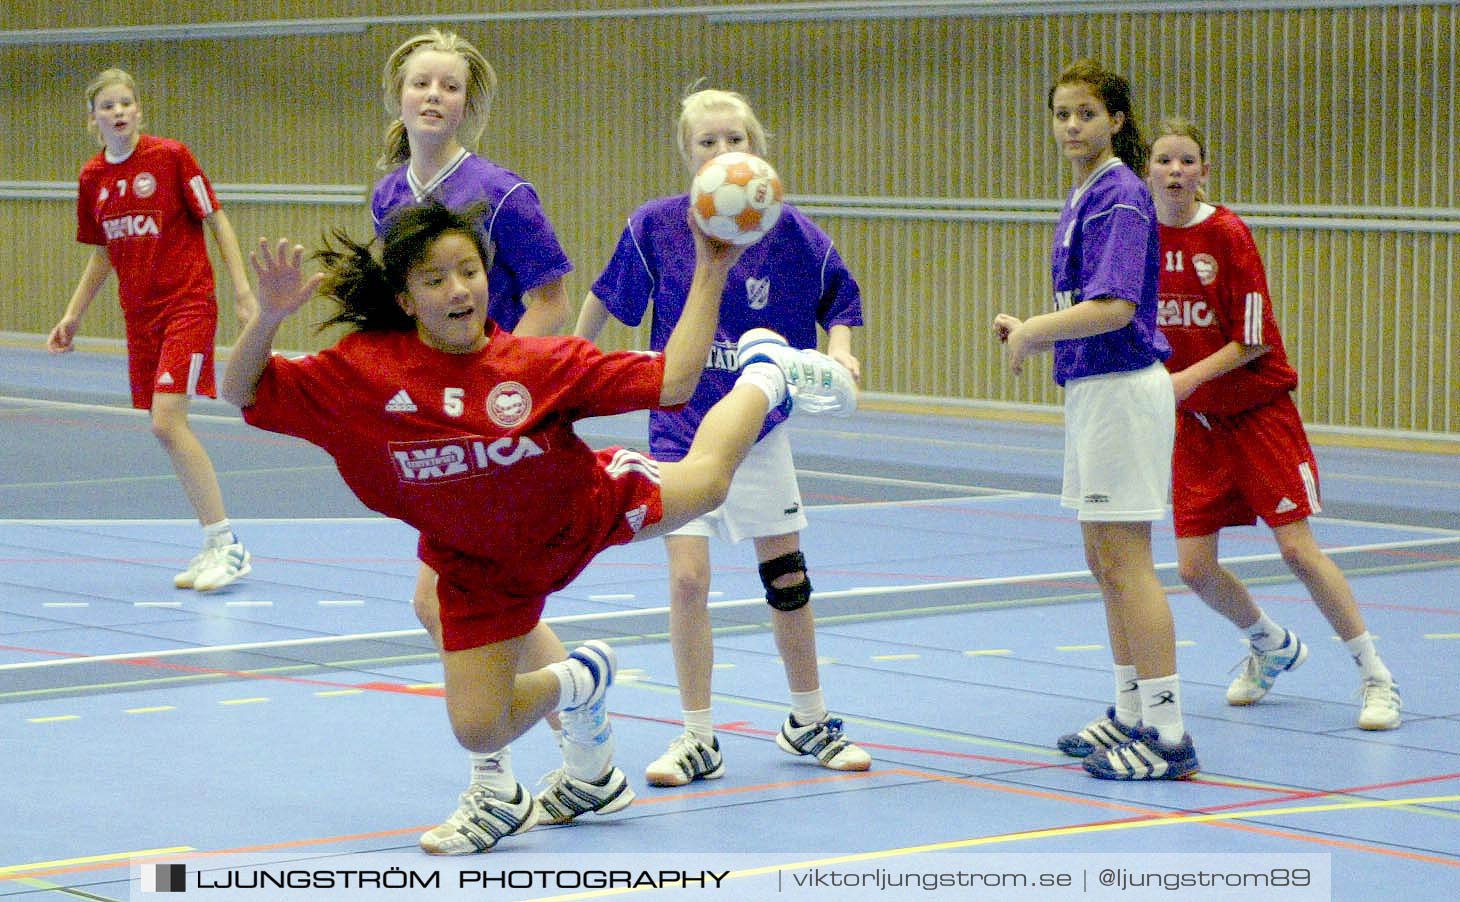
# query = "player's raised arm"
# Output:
<box><xmin>657</xmin><ymin>216</ymin><xmax>744</xmax><ymax>406</ymax></box>
<box><xmin>222</xmin><ymin>238</ymin><xmax>323</xmax><ymax>408</ymax></box>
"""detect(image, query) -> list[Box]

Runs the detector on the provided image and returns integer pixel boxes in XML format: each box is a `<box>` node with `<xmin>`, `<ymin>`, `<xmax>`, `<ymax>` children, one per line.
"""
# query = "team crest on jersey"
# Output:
<box><xmin>745</xmin><ymin>276</ymin><xmax>771</xmax><ymax>310</ymax></box>
<box><xmin>486</xmin><ymin>382</ymin><xmax>531</xmax><ymax>428</ymax></box>
<box><xmin>1193</xmin><ymin>253</ymin><xmax>1218</xmax><ymax>286</ymax></box>
<box><xmin>133</xmin><ymin>172</ymin><xmax>157</xmax><ymax>199</ymax></box>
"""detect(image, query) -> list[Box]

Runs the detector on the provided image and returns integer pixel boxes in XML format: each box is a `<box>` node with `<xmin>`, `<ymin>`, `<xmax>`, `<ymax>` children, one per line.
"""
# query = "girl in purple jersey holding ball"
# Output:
<box><xmin>993</xmin><ymin>60</ymin><xmax>1197</xmax><ymax>780</ymax></box>
<box><xmin>577</xmin><ymin>88</ymin><xmax>870</xmax><ymax>787</ymax></box>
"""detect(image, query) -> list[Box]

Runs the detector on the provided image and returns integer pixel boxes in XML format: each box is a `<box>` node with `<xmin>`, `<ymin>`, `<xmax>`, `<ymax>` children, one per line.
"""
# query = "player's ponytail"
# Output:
<box><xmin>1049</xmin><ymin>59</ymin><xmax>1146</xmax><ymax>175</ymax></box>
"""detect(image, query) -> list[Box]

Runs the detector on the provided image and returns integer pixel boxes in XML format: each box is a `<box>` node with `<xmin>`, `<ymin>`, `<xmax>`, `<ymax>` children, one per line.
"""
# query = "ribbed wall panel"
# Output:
<box><xmin>1</xmin><ymin>3</ymin><xmax>1455</xmax><ymax>436</ymax></box>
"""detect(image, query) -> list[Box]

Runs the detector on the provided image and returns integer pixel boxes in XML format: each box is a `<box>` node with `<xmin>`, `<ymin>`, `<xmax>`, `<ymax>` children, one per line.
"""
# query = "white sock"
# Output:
<box><xmin>789</xmin><ymin>689</ymin><xmax>827</xmax><ymax>727</ymax></box>
<box><xmin>738</xmin><ymin>361</ymin><xmax>786</xmax><ymax>410</ymax></box>
<box><xmin>468</xmin><ymin>748</ymin><xmax>518</xmax><ymax>798</ymax></box>
<box><xmin>202</xmin><ymin>519</ymin><xmax>235</xmax><ymax>549</ymax></box>
<box><xmin>1138</xmin><ymin>674</ymin><xmax>1186</xmax><ymax>746</ymax></box>
<box><xmin>561</xmin><ymin>717</ymin><xmax>614</xmax><ymax>781</ymax></box>
<box><xmin>682</xmin><ymin>707</ymin><xmax>715</xmax><ymax>743</ymax></box>
<box><xmin>1344</xmin><ymin>632</ymin><xmax>1392</xmax><ymax>683</ymax></box>
<box><xmin>1244</xmin><ymin>609</ymin><xmax>1286</xmax><ymax>652</ymax></box>
<box><xmin>1113</xmin><ymin>664</ymin><xmax>1141</xmax><ymax>727</ymax></box>
<box><xmin>546</xmin><ymin>658</ymin><xmax>590</xmax><ymax>710</ymax></box>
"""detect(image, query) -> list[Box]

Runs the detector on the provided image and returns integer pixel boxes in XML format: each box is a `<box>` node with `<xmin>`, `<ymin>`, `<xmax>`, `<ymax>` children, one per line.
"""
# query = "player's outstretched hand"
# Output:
<box><xmin>249</xmin><ymin>238</ymin><xmax>324</xmax><ymax>323</ymax></box>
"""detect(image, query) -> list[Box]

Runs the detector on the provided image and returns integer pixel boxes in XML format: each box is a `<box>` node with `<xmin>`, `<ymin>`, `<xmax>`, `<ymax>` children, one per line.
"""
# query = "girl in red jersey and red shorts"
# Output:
<box><xmin>222</xmin><ymin>201</ymin><xmax>856</xmax><ymax>853</ymax></box>
<box><xmin>1148</xmin><ymin>118</ymin><xmax>1400</xmax><ymax>730</ymax></box>
<box><xmin>49</xmin><ymin>69</ymin><xmax>257</xmax><ymax>593</ymax></box>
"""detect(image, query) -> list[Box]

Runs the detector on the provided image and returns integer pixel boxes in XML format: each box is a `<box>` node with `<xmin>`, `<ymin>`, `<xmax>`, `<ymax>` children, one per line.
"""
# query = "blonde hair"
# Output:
<box><xmin>85</xmin><ymin>68</ymin><xmax>141</xmax><ymax>145</ymax></box>
<box><xmin>676</xmin><ymin>87</ymin><xmax>769</xmax><ymax>167</ymax></box>
<box><xmin>1150</xmin><ymin>116</ymin><xmax>1210</xmax><ymax>201</ymax></box>
<box><xmin>377</xmin><ymin>28</ymin><xmax>498</xmax><ymax>170</ymax></box>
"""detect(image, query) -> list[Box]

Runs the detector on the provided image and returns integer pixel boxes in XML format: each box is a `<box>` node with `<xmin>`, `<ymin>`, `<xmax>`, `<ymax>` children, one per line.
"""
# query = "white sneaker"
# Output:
<box><xmin>191</xmin><ymin>542</ymin><xmax>252</xmax><ymax>592</ymax></box>
<box><xmin>419</xmin><ymin>783</ymin><xmax>538</xmax><ymax>855</ymax></box>
<box><xmin>1226</xmin><ymin>629</ymin><xmax>1308</xmax><ymax>705</ymax></box>
<box><xmin>174</xmin><ymin>550</ymin><xmax>209</xmax><ymax>589</ymax></box>
<box><xmin>645</xmin><ymin>732</ymin><xmax>725</xmax><ymax>787</ymax></box>
<box><xmin>776</xmin><ymin>714</ymin><xmax>872</xmax><ymax>771</ymax></box>
<box><xmin>534</xmin><ymin>766</ymin><xmax>636</xmax><ymax>825</ymax></box>
<box><xmin>737</xmin><ymin>328</ymin><xmax>857</xmax><ymax>416</ymax></box>
<box><xmin>1358</xmin><ymin>678</ymin><xmax>1401</xmax><ymax>730</ymax></box>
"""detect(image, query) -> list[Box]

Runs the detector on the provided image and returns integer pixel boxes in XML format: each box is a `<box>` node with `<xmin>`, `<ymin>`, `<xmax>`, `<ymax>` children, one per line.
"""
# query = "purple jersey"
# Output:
<box><xmin>1049</xmin><ymin>157</ymin><xmax>1169</xmax><ymax>385</ymax></box>
<box><xmin>593</xmin><ymin>195</ymin><xmax>862</xmax><ymax>460</ymax></box>
<box><xmin>371</xmin><ymin>150</ymin><xmax>572</xmax><ymax>332</ymax></box>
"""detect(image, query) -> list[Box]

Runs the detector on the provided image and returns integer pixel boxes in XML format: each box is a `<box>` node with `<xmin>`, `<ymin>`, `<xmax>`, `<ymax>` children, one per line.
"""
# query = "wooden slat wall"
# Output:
<box><xmin>2</xmin><ymin>3</ymin><xmax>1455</xmax><ymax>435</ymax></box>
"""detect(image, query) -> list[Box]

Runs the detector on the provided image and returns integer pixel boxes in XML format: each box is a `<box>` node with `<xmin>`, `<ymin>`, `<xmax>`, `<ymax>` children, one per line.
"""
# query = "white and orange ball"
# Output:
<box><xmin>690</xmin><ymin>151</ymin><xmax>784</xmax><ymax>246</ymax></box>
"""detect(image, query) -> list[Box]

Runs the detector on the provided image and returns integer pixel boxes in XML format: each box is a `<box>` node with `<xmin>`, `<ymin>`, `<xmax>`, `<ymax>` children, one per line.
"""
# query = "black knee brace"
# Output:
<box><xmin>759</xmin><ymin>551</ymin><xmax>812</xmax><ymax>612</ymax></box>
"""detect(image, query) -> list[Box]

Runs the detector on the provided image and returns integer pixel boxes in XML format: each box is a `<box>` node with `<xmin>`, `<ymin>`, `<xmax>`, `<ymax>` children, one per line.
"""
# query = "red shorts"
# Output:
<box><xmin>1172</xmin><ymin>394</ymin><xmax>1321</xmax><ymax>538</ymax></box>
<box><xmin>426</xmin><ymin>447</ymin><xmax>665</xmax><ymax>652</ymax></box>
<box><xmin>125</xmin><ymin>305</ymin><xmax>218</xmax><ymax>409</ymax></box>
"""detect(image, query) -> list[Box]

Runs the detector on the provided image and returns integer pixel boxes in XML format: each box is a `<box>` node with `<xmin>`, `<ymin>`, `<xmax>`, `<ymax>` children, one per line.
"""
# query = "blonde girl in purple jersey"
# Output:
<box><xmin>577</xmin><ymin>88</ymin><xmax>870</xmax><ymax>787</ymax></box>
<box><xmin>369</xmin><ymin>28</ymin><xmax>591</xmax><ymax>852</ymax></box>
<box><xmin>993</xmin><ymin>60</ymin><xmax>1197</xmax><ymax>780</ymax></box>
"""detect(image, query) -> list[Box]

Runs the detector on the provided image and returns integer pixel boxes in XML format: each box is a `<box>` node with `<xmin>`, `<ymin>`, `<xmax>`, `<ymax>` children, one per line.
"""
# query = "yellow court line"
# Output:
<box><xmin>1425</xmin><ymin>633</ymin><xmax>1460</xmax><ymax>639</ymax></box>
<box><xmin>522</xmin><ymin>793</ymin><xmax>1460</xmax><ymax>902</ymax></box>
<box><xmin>872</xmin><ymin>653</ymin><xmax>921</xmax><ymax>661</ymax></box>
<box><xmin>0</xmin><ymin>847</ymin><xmax>194</xmax><ymax>877</ymax></box>
<box><xmin>124</xmin><ymin>706</ymin><xmax>176</xmax><ymax>714</ymax></box>
<box><xmin>1056</xmin><ymin>643</ymin><xmax>1104</xmax><ymax>651</ymax></box>
<box><xmin>964</xmin><ymin>648</ymin><xmax>1013</xmax><ymax>656</ymax></box>
<box><xmin>26</xmin><ymin>715</ymin><xmax>80</xmax><ymax>723</ymax></box>
<box><xmin>219</xmin><ymin>697</ymin><xmax>269</xmax><ymax>706</ymax></box>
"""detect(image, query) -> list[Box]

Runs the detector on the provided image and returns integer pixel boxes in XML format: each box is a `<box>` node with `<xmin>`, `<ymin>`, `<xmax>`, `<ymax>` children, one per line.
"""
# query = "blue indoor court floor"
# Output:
<box><xmin>2</xmin><ymin>341</ymin><xmax>1457</xmax><ymax>900</ymax></box>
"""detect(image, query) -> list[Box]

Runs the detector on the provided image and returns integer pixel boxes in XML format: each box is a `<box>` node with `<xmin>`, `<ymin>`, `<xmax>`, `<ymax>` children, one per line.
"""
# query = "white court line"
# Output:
<box><xmin>6</xmin><ymin>533</ymin><xmax>1449</xmax><ymax>673</ymax></box>
<box><xmin>0</xmin><ymin>394</ymin><xmax>242</xmax><ymax>424</ymax></box>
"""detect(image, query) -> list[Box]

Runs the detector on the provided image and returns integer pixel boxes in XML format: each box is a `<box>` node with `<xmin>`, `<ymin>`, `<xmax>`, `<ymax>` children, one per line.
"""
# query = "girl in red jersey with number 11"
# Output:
<box><xmin>1147</xmin><ymin>118</ymin><xmax>1400</xmax><ymax>730</ymax></box>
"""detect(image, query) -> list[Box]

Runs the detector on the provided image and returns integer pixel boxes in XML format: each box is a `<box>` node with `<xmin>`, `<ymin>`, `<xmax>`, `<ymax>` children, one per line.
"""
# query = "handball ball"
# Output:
<box><xmin>690</xmin><ymin>152</ymin><xmax>784</xmax><ymax>246</ymax></box>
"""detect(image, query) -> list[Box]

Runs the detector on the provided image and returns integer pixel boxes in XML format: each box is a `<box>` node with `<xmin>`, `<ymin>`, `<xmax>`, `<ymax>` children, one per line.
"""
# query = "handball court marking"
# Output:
<box><xmin>5</xmin><ymin>381</ymin><xmax>1456</xmax><ymax>898</ymax></box>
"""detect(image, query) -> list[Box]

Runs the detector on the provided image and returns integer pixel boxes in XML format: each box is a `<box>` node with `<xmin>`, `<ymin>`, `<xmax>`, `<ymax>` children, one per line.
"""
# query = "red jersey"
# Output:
<box><xmin>1155</xmin><ymin>205</ymin><xmax>1297</xmax><ymax>414</ymax></box>
<box><xmin>241</xmin><ymin>326</ymin><xmax>668</xmax><ymax>599</ymax></box>
<box><xmin>75</xmin><ymin>135</ymin><xmax>219</xmax><ymax>318</ymax></box>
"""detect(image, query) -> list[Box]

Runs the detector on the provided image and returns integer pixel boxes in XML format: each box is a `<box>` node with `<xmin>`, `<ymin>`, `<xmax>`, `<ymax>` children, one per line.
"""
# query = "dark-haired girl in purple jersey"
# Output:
<box><xmin>993</xmin><ymin>60</ymin><xmax>1198</xmax><ymax>780</ymax></box>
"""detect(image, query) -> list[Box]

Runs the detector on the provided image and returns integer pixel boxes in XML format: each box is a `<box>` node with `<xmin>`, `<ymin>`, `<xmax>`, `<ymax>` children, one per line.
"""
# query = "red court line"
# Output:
<box><xmin>906</xmin><ymin>769</ymin><xmax>1460</xmax><ymax>867</ymax></box>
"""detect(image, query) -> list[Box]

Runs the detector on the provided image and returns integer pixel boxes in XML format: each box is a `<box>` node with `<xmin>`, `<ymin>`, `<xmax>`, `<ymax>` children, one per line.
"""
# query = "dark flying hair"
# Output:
<box><xmin>315</xmin><ymin>200</ymin><xmax>494</xmax><ymax>333</ymax></box>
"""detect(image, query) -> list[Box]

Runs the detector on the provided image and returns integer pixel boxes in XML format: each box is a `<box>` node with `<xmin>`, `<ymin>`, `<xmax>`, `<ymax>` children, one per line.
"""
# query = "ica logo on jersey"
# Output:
<box><xmin>391</xmin><ymin>435</ymin><xmax>545</xmax><ymax>483</ymax></box>
<box><xmin>102</xmin><ymin>214</ymin><xmax>161</xmax><ymax>240</ymax></box>
<box><xmin>1158</xmin><ymin>296</ymin><xmax>1215</xmax><ymax>328</ymax></box>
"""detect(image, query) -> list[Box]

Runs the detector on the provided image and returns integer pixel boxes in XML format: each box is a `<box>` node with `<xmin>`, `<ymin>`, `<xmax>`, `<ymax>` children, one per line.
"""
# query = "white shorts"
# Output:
<box><xmin>671</xmin><ymin>424</ymin><xmax>808</xmax><ymax>543</ymax></box>
<box><xmin>1061</xmin><ymin>362</ymin><xmax>1174</xmax><ymax>522</ymax></box>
